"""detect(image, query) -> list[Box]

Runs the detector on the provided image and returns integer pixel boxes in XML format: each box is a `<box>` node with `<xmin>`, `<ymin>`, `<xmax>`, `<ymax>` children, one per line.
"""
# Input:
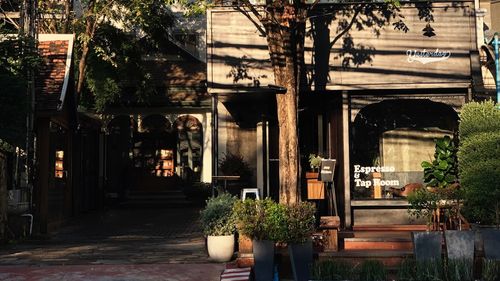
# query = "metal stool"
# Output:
<box><xmin>241</xmin><ymin>188</ymin><xmax>260</xmax><ymax>200</ymax></box>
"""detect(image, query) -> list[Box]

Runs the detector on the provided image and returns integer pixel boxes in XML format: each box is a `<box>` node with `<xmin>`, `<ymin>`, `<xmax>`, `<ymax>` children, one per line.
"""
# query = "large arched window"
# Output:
<box><xmin>174</xmin><ymin>115</ymin><xmax>203</xmax><ymax>181</ymax></box>
<box><xmin>350</xmin><ymin>99</ymin><xmax>459</xmax><ymax>199</ymax></box>
<box><xmin>134</xmin><ymin>114</ymin><xmax>175</xmax><ymax>177</ymax></box>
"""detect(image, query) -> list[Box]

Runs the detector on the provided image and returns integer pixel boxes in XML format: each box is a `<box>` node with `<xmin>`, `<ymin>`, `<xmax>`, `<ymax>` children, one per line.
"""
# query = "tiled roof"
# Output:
<box><xmin>35</xmin><ymin>34</ymin><xmax>74</xmax><ymax>112</ymax></box>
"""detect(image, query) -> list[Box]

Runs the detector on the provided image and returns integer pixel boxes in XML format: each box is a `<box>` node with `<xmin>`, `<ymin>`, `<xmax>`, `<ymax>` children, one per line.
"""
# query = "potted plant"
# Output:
<box><xmin>308</xmin><ymin>153</ymin><xmax>323</xmax><ymax>174</ymax></box>
<box><xmin>284</xmin><ymin>201</ymin><xmax>316</xmax><ymax>281</ymax></box>
<box><xmin>306</xmin><ymin>153</ymin><xmax>324</xmax><ymax>199</ymax></box>
<box><xmin>233</xmin><ymin>198</ymin><xmax>287</xmax><ymax>281</ymax></box>
<box><xmin>408</xmin><ymin>136</ymin><xmax>462</xmax><ymax>230</ymax></box>
<box><xmin>200</xmin><ymin>193</ymin><xmax>238</xmax><ymax>262</ymax></box>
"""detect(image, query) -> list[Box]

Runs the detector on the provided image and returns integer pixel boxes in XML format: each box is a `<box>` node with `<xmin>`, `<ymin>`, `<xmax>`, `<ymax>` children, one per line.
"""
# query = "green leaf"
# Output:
<box><xmin>444</xmin><ymin>174</ymin><xmax>455</xmax><ymax>183</ymax></box>
<box><xmin>437</xmin><ymin>160</ymin><xmax>449</xmax><ymax>170</ymax></box>
<box><xmin>421</xmin><ymin>161</ymin><xmax>433</xmax><ymax>169</ymax></box>
<box><xmin>433</xmin><ymin>170</ymin><xmax>445</xmax><ymax>181</ymax></box>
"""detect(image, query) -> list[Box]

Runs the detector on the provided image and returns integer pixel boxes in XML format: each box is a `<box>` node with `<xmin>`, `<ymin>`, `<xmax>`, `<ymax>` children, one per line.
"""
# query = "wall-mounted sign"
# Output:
<box><xmin>406</xmin><ymin>49</ymin><xmax>451</xmax><ymax>64</ymax></box>
<box><xmin>353</xmin><ymin>165</ymin><xmax>400</xmax><ymax>188</ymax></box>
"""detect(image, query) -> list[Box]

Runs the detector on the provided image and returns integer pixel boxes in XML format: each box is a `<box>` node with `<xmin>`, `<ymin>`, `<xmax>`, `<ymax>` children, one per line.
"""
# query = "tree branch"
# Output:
<box><xmin>329</xmin><ymin>4</ymin><xmax>363</xmax><ymax>49</ymax></box>
<box><xmin>234</xmin><ymin>4</ymin><xmax>266</xmax><ymax>37</ymax></box>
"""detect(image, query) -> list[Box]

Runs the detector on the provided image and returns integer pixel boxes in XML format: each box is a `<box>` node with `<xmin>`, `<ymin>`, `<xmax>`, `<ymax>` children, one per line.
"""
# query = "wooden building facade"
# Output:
<box><xmin>207</xmin><ymin>1</ymin><xmax>479</xmax><ymax>228</ymax></box>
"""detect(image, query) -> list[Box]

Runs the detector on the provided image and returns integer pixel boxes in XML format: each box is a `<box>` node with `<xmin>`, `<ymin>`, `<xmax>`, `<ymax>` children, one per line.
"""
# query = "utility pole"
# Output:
<box><xmin>20</xmin><ymin>0</ymin><xmax>37</xmax><ymax>215</ymax></box>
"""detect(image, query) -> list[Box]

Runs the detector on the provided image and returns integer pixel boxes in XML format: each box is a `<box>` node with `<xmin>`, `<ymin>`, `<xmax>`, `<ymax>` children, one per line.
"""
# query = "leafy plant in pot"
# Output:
<box><xmin>200</xmin><ymin>193</ymin><xmax>238</xmax><ymax>262</ymax></box>
<box><xmin>233</xmin><ymin>198</ymin><xmax>287</xmax><ymax>281</ymax></box>
<box><xmin>308</xmin><ymin>153</ymin><xmax>323</xmax><ymax>174</ymax></box>
<box><xmin>408</xmin><ymin>136</ymin><xmax>462</xmax><ymax>230</ymax></box>
<box><xmin>284</xmin><ymin>202</ymin><xmax>316</xmax><ymax>281</ymax></box>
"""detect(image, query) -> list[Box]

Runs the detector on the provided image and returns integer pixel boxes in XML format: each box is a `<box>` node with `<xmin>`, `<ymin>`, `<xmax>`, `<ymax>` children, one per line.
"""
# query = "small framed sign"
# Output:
<box><xmin>320</xmin><ymin>159</ymin><xmax>336</xmax><ymax>182</ymax></box>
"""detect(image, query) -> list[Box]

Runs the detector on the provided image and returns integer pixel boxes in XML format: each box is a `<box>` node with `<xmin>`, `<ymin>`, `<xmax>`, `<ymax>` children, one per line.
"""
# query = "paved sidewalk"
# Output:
<box><xmin>0</xmin><ymin>207</ymin><xmax>226</xmax><ymax>280</ymax></box>
<box><xmin>0</xmin><ymin>263</ymin><xmax>225</xmax><ymax>281</ymax></box>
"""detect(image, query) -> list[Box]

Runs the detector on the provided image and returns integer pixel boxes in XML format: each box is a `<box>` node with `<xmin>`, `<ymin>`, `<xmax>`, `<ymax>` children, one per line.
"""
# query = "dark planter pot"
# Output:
<box><xmin>412</xmin><ymin>231</ymin><xmax>442</xmax><ymax>261</ymax></box>
<box><xmin>444</xmin><ymin>230</ymin><xmax>475</xmax><ymax>260</ymax></box>
<box><xmin>289</xmin><ymin>240</ymin><xmax>313</xmax><ymax>281</ymax></box>
<box><xmin>253</xmin><ymin>239</ymin><xmax>275</xmax><ymax>281</ymax></box>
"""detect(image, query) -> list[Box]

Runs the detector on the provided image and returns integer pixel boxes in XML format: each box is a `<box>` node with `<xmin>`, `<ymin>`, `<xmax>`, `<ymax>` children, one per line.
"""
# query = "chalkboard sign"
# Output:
<box><xmin>320</xmin><ymin>159</ymin><xmax>336</xmax><ymax>182</ymax></box>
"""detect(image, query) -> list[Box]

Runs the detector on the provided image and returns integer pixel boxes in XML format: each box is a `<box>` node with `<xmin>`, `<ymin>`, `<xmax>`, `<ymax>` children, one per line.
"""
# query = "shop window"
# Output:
<box><xmin>175</xmin><ymin>115</ymin><xmax>203</xmax><ymax>181</ymax></box>
<box><xmin>133</xmin><ymin>115</ymin><xmax>175</xmax><ymax>178</ymax></box>
<box><xmin>55</xmin><ymin>150</ymin><xmax>64</xmax><ymax>178</ymax></box>
<box><xmin>350</xmin><ymin>99</ymin><xmax>458</xmax><ymax>200</ymax></box>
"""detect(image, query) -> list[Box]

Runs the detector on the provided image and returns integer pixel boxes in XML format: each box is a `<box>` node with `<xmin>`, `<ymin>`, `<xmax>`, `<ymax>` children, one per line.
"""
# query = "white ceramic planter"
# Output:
<box><xmin>207</xmin><ymin>234</ymin><xmax>235</xmax><ymax>262</ymax></box>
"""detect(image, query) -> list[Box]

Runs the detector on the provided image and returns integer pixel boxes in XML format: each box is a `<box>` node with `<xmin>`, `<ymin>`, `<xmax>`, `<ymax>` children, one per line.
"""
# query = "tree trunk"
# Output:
<box><xmin>263</xmin><ymin>6</ymin><xmax>306</xmax><ymax>205</ymax></box>
<box><xmin>76</xmin><ymin>1</ymin><xmax>95</xmax><ymax>99</ymax></box>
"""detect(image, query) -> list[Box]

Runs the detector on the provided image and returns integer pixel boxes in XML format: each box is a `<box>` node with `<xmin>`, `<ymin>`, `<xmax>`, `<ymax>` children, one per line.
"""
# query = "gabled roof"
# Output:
<box><xmin>35</xmin><ymin>34</ymin><xmax>74</xmax><ymax>112</ymax></box>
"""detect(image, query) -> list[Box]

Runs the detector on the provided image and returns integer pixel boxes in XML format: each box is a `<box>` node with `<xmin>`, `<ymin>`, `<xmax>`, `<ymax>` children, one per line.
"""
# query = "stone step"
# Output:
<box><xmin>352</xmin><ymin>224</ymin><xmax>427</xmax><ymax>232</ymax></box>
<box><xmin>317</xmin><ymin>249</ymin><xmax>414</xmax><ymax>268</ymax></box>
<box><xmin>341</xmin><ymin>230</ymin><xmax>413</xmax><ymax>251</ymax></box>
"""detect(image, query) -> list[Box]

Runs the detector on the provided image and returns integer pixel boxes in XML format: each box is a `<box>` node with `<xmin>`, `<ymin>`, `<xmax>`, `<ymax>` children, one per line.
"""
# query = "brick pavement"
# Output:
<box><xmin>0</xmin><ymin>207</ymin><xmax>226</xmax><ymax>280</ymax></box>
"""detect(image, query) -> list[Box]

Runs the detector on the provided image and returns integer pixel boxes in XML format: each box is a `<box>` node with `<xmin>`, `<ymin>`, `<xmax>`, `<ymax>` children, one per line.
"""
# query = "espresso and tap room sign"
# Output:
<box><xmin>320</xmin><ymin>159</ymin><xmax>336</xmax><ymax>182</ymax></box>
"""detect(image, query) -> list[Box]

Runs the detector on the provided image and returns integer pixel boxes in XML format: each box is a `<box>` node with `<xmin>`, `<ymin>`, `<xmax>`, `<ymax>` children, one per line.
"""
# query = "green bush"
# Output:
<box><xmin>407</xmin><ymin>187</ymin><xmax>440</xmax><ymax>226</ymax></box>
<box><xmin>458</xmin><ymin>101</ymin><xmax>500</xmax><ymax>225</ymax></box>
<box><xmin>458</xmin><ymin>100</ymin><xmax>500</xmax><ymax>139</ymax></box>
<box><xmin>233</xmin><ymin>198</ymin><xmax>287</xmax><ymax>241</ymax></box>
<box><xmin>199</xmin><ymin>193</ymin><xmax>238</xmax><ymax>236</ymax></box>
<box><xmin>284</xmin><ymin>202</ymin><xmax>316</xmax><ymax>244</ymax></box>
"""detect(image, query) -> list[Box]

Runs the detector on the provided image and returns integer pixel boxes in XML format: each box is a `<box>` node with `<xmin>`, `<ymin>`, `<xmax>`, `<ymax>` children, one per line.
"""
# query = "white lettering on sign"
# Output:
<box><xmin>353</xmin><ymin>165</ymin><xmax>400</xmax><ymax>188</ymax></box>
<box><xmin>406</xmin><ymin>49</ymin><xmax>451</xmax><ymax>64</ymax></box>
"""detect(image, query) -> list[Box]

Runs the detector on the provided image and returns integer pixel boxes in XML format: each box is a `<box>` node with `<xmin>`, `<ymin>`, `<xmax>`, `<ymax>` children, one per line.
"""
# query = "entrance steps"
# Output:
<box><xmin>328</xmin><ymin>224</ymin><xmax>427</xmax><ymax>268</ymax></box>
<box><xmin>120</xmin><ymin>189</ymin><xmax>192</xmax><ymax>208</ymax></box>
<box><xmin>341</xmin><ymin>224</ymin><xmax>426</xmax><ymax>252</ymax></box>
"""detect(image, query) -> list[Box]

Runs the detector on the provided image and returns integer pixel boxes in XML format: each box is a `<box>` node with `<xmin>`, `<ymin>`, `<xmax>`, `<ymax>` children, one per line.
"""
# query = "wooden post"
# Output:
<box><xmin>341</xmin><ymin>91</ymin><xmax>351</xmax><ymax>228</ymax></box>
<box><xmin>36</xmin><ymin>118</ymin><xmax>50</xmax><ymax>234</ymax></box>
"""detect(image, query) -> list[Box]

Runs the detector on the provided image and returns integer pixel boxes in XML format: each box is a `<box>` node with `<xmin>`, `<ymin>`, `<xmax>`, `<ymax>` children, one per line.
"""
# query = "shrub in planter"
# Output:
<box><xmin>458</xmin><ymin>101</ymin><xmax>500</xmax><ymax>226</ymax></box>
<box><xmin>284</xmin><ymin>202</ymin><xmax>316</xmax><ymax>281</ymax></box>
<box><xmin>285</xmin><ymin>202</ymin><xmax>316</xmax><ymax>244</ymax></box>
<box><xmin>233</xmin><ymin>198</ymin><xmax>287</xmax><ymax>241</ymax></box>
<box><xmin>233</xmin><ymin>198</ymin><xmax>287</xmax><ymax>281</ymax></box>
<box><xmin>200</xmin><ymin>193</ymin><xmax>238</xmax><ymax>262</ymax></box>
